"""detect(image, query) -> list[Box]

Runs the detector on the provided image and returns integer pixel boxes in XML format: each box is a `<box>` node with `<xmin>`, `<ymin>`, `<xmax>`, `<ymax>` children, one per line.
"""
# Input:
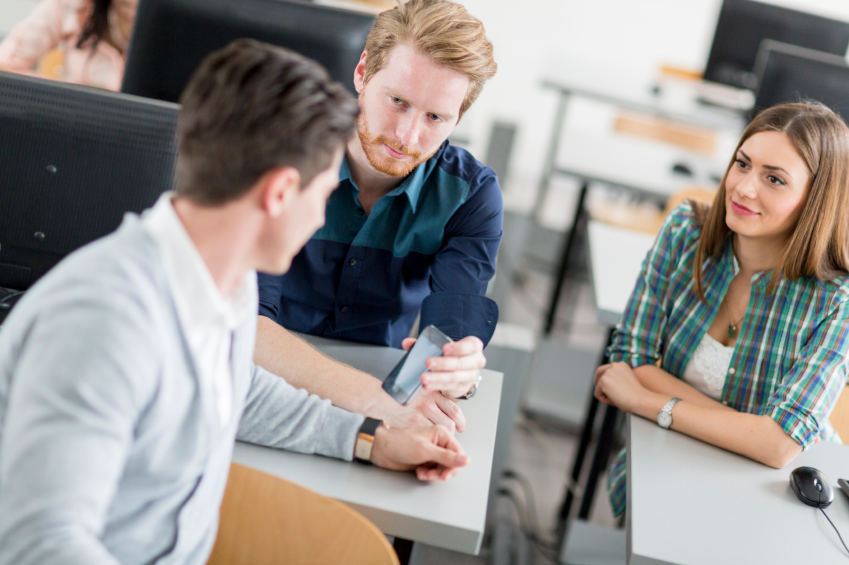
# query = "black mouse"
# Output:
<box><xmin>790</xmin><ymin>466</ymin><xmax>833</xmax><ymax>508</ymax></box>
<box><xmin>671</xmin><ymin>162</ymin><xmax>694</xmax><ymax>177</ymax></box>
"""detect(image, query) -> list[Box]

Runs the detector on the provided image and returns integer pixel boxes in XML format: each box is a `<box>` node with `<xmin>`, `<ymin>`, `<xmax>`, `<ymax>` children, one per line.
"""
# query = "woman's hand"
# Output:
<box><xmin>594</xmin><ymin>362</ymin><xmax>651</xmax><ymax>413</ymax></box>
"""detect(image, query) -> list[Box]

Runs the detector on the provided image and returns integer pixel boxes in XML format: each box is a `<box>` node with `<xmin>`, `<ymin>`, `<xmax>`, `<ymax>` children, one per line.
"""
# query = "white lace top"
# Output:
<box><xmin>682</xmin><ymin>332</ymin><xmax>734</xmax><ymax>400</ymax></box>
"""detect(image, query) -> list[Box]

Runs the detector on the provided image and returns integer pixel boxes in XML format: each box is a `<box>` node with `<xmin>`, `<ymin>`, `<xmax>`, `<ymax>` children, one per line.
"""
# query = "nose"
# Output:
<box><xmin>394</xmin><ymin>113</ymin><xmax>421</xmax><ymax>149</ymax></box>
<box><xmin>733</xmin><ymin>172</ymin><xmax>758</xmax><ymax>200</ymax></box>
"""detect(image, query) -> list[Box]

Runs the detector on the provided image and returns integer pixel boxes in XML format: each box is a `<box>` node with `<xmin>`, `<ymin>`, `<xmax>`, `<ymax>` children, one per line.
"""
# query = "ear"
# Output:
<box><xmin>261</xmin><ymin>167</ymin><xmax>301</xmax><ymax>218</ymax></box>
<box><xmin>353</xmin><ymin>50</ymin><xmax>368</xmax><ymax>94</ymax></box>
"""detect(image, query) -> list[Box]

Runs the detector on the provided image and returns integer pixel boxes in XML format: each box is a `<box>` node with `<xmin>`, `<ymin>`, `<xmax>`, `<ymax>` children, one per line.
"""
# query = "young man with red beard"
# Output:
<box><xmin>255</xmin><ymin>0</ymin><xmax>501</xmax><ymax>432</ymax></box>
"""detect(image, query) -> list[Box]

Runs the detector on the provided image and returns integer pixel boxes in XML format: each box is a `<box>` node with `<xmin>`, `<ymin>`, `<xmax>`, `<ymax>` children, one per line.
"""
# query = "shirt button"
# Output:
<box><xmin>722</xmin><ymin>400</ymin><xmax>729</xmax><ymax>406</ymax></box>
<box><xmin>339</xmin><ymin>305</ymin><xmax>350</xmax><ymax>313</ymax></box>
<box><xmin>348</xmin><ymin>258</ymin><xmax>358</xmax><ymax>267</ymax></box>
<box><xmin>729</xmin><ymin>368</ymin><xmax>736</xmax><ymax>375</ymax></box>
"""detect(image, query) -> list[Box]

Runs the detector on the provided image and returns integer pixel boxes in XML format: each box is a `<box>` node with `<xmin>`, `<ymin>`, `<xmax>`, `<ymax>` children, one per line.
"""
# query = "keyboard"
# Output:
<box><xmin>0</xmin><ymin>287</ymin><xmax>24</xmax><ymax>326</ymax></box>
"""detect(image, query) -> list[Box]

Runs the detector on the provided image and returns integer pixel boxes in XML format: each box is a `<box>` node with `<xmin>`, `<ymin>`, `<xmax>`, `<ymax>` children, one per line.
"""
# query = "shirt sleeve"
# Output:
<box><xmin>420</xmin><ymin>169</ymin><xmax>502</xmax><ymax>345</ymax></box>
<box><xmin>0</xmin><ymin>294</ymin><xmax>157</xmax><ymax>565</ymax></box>
<box><xmin>606</xmin><ymin>202</ymin><xmax>696</xmax><ymax>367</ymax></box>
<box><xmin>767</xmin><ymin>293</ymin><xmax>849</xmax><ymax>447</ymax></box>
<box><xmin>0</xmin><ymin>0</ymin><xmax>65</xmax><ymax>71</ymax></box>
<box><xmin>237</xmin><ymin>363</ymin><xmax>364</xmax><ymax>461</ymax></box>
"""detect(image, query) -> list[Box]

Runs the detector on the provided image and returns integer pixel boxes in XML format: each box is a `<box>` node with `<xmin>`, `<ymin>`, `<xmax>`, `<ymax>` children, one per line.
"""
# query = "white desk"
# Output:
<box><xmin>232</xmin><ymin>335</ymin><xmax>503</xmax><ymax>555</ymax></box>
<box><xmin>587</xmin><ymin>220</ymin><xmax>656</xmax><ymax>326</ymax></box>
<box><xmin>627</xmin><ymin>415</ymin><xmax>849</xmax><ymax>565</ymax></box>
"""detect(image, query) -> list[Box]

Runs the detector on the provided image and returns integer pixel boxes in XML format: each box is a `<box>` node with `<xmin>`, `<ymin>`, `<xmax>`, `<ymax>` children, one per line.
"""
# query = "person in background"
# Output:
<box><xmin>0</xmin><ymin>0</ymin><xmax>137</xmax><ymax>90</ymax></box>
<box><xmin>0</xmin><ymin>39</ymin><xmax>467</xmax><ymax>565</ymax></box>
<box><xmin>594</xmin><ymin>101</ymin><xmax>849</xmax><ymax>517</ymax></box>
<box><xmin>255</xmin><ymin>0</ymin><xmax>501</xmax><ymax>433</ymax></box>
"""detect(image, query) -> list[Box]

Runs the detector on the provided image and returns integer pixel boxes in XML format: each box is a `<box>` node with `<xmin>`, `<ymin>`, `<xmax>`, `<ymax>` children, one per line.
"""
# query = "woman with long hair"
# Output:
<box><xmin>596</xmin><ymin>101</ymin><xmax>849</xmax><ymax>516</ymax></box>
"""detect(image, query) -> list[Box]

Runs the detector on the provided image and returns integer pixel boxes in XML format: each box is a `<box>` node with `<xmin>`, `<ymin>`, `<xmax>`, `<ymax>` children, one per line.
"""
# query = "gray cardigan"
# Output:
<box><xmin>0</xmin><ymin>215</ymin><xmax>364</xmax><ymax>564</ymax></box>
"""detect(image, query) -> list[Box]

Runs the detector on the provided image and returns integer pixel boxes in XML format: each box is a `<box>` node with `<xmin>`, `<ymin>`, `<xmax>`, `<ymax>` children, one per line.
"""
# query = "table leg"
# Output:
<box><xmin>543</xmin><ymin>180</ymin><xmax>590</xmax><ymax>336</ymax></box>
<box><xmin>577</xmin><ymin>403</ymin><xmax>620</xmax><ymax>519</ymax></box>
<box><xmin>533</xmin><ymin>90</ymin><xmax>571</xmax><ymax>223</ymax></box>
<box><xmin>555</xmin><ymin>328</ymin><xmax>613</xmax><ymax>545</ymax></box>
<box><xmin>393</xmin><ymin>537</ymin><xmax>414</xmax><ymax>565</ymax></box>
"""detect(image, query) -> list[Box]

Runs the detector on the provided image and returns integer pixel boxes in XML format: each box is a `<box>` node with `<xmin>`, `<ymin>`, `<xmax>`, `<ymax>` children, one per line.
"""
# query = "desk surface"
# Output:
<box><xmin>233</xmin><ymin>334</ymin><xmax>502</xmax><ymax>555</ymax></box>
<box><xmin>587</xmin><ymin>220</ymin><xmax>656</xmax><ymax>326</ymax></box>
<box><xmin>555</xmin><ymin>131</ymin><xmax>723</xmax><ymax>201</ymax></box>
<box><xmin>542</xmin><ymin>74</ymin><xmax>747</xmax><ymax>131</ymax></box>
<box><xmin>627</xmin><ymin>415</ymin><xmax>849</xmax><ymax>565</ymax></box>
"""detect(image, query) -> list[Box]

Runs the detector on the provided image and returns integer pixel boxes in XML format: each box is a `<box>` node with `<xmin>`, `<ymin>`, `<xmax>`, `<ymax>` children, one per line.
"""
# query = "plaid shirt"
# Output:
<box><xmin>606</xmin><ymin>201</ymin><xmax>849</xmax><ymax>516</ymax></box>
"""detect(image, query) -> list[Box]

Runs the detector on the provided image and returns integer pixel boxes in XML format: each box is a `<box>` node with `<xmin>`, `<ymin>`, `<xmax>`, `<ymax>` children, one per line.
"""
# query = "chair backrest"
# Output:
<box><xmin>207</xmin><ymin>463</ymin><xmax>400</xmax><ymax>565</ymax></box>
<box><xmin>830</xmin><ymin>385</ymin><xmax>849</xmax><ymax>445</ymax></box>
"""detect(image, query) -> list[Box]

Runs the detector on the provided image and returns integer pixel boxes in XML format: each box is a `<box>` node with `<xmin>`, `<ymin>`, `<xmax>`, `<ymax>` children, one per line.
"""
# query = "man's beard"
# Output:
<box><xmin>357</xmin><ymin>113</ymin><xmax>433</xmax><ymax>177</ymax></box>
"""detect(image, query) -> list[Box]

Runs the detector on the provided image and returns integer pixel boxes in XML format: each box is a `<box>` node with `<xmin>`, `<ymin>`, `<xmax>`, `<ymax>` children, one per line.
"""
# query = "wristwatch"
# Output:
<box><xmin>657</xmin><ymin>397</ymin><xmax>681</xmax><ymax>429</ymax></box>
<box><xmin>458</xmin><ymin>374</ymin><xmax>483</xmax><ymax>400</ymax></box>
<box><xmin>354</xmin><ymin>417</ymin><xmax>383</xmax><ymax>463</ymax></box>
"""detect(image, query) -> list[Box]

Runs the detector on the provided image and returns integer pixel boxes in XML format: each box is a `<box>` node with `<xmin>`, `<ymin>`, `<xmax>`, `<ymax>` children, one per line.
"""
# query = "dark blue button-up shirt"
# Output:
<box><xmin>258</xmin><ymin>140</ymin><xmax>502</xmax><ymax>347</ymax></box>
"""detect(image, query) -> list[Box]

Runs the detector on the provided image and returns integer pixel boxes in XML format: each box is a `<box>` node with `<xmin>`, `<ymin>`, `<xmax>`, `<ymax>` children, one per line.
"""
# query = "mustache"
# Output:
<box><xmin>373</xmin><ymin>135</ymin><xmax>421</xmax><ymax>159</ymax></box>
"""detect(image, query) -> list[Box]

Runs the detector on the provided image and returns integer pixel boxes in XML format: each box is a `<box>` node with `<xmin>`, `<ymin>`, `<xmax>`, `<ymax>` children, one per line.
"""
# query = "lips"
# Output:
<box><xmin>383</xmin><ymin>144</ymin><xmax>408</xmax><ymax>159</ymax></box>
<box><xmin>731</xmin><ymin>201</ymin><xmax>758</xmax><ymax>216</ymax></box>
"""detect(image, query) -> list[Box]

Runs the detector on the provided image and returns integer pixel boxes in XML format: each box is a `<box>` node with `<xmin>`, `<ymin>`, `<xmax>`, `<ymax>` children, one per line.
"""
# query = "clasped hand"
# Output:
<box><xmin>371</xmin><ymin>423</ymin><xmax>469</xmax><ymax>481</ymax></box>
<box><xmin>593</xmin><ymin>362</ymin><xmax>648</xmax><ymax>413</ymax></box>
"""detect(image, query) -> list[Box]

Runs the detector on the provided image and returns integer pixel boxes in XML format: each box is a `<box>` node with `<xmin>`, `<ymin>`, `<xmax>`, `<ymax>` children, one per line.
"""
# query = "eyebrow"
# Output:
<box><xmin>738</xmin><ymin>149</ymin><xmax>793</xmax><ymax>178</ymax></box>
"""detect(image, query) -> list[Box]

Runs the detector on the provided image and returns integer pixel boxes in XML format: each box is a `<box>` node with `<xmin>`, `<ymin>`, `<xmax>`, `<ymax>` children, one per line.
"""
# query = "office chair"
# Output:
<box><xmin>207</xmin><ymin>463</ymin><xmax>400</xmax><ymax>565</ymax></box>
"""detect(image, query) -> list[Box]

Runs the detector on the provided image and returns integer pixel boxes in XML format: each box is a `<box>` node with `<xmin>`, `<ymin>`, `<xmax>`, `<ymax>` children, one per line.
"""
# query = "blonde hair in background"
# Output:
<box><xmin>693</xmin><ymin>101</ymin><xmax>849</xmax><ymax>299</ymax></box>
<box><xmin>363</xmin><ymin>0</ymin><xmax>497</xmax><ymax>119</ymax></box>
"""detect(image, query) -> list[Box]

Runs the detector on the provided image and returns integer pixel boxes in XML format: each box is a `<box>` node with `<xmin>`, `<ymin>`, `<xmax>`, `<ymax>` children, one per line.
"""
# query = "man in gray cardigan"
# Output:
<box><xmin>0</xmin><ymin>39</ymin><xmax>467</xmax><ymax>565</ymax></box>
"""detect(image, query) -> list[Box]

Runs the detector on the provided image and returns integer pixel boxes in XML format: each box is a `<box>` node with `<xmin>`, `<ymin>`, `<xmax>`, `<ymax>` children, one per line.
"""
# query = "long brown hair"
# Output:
<box><xmin>693</xmin><ymin>101</ymin><xmax>849</xmax><ymax>299</ymax></box>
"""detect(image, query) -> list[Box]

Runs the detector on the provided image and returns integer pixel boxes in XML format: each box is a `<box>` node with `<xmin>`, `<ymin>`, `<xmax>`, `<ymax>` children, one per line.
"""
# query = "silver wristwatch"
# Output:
<box><xmin>657</xmin><ymin>397</ymin><xmax>681</xmax><ymax>429</ymax></box>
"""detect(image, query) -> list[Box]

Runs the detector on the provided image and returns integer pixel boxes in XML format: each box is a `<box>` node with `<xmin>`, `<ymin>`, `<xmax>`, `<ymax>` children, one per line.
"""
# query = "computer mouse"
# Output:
<box><xmin>790</xmin><ymin>466</ymin><xmax>833</xmax><ymax>508</ymax></box>
<box><xmin>671</xmin><ymin>162</ymin><xmax>694</xmax><ymax>177</ymax></box>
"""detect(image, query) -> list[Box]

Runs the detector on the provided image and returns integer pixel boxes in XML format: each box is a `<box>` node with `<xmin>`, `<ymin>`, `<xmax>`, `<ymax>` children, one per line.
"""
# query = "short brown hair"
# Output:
<box><xmin>694</xmin><ymin>101</ymin><xmax>849</xmax><ymax>298</ymax></box>
<box><xmin>176</xmin><ymin>39</ymin><xmax>359</xmax><ymax>205</ymax></box>
<box><xmin>363</xmin><ymin>0</ymin><xmax>496</xmax><ymax>118</ymax></box>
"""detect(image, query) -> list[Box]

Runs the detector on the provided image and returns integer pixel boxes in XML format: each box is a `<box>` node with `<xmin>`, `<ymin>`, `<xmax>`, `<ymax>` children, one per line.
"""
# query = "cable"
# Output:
<box><xmin>819</xmin><ymin>507</ymin><xmax>849</xmax><ymax>558</ymax></box>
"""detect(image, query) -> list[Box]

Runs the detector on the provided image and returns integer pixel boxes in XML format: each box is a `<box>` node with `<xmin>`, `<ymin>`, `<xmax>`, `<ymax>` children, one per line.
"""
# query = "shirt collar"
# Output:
<box><xmin>140</xmin><ymin>193</ymin><xmax>257</xmax><ymax>333</ymax></box>
<box><xmin>341</xmin><ymin>140</ymin><xmax>447</xmax><ymax>214</ymax></box>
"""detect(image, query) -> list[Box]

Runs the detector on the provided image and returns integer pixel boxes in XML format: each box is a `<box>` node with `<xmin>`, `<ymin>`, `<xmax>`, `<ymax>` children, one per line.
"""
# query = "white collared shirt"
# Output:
<box><xmin>140</xmin><ymin>193</ymin><xmax>257</xmax><ymax>427</ymax></box>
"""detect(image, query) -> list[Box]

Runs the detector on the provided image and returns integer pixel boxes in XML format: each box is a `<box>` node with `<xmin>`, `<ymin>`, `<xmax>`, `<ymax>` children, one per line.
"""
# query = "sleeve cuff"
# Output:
<box><xmin>420</xmin><ymin>292</ymin><xmax>498</xmax><ymax>346</ymax></box>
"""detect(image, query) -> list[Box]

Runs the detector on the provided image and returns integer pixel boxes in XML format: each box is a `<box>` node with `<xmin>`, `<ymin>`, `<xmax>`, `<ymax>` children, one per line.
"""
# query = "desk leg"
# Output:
<box><xmin>543</xmin><ymin>180</ymin><xmax>589</xmax><ymax>336</ymax></box>
<box><xmin>393</xmin><ymin>537</ymin><xmax>414</xmax><ymax>565</ymax></box>
<box><xmin>533</xmin><ymin>91</ymin><xmax>571</xmax><ymax>223</ymax></box>
<box><xmin>555</xmin><ymin>328</ymin><xmax>613</xmax><ymax>539</ymax></box>
<box><xmin>577</xmin><ymin>403</ymin><xmax>620</xmax><ymax>520</ymax></box>
<box><xmin>557</xmin><ymin>392</ymin><xmax>598</xmax><ymax>526</ymax></box>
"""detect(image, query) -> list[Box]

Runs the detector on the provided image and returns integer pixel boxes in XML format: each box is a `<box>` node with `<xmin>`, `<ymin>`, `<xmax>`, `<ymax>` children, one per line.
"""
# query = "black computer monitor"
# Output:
<box><xmin>0</xmin><ymin>71</ymin><xmax>178</xmax><ymax>291</ymax></box>
<box><xmin>703</xmin><ymin>0</ymin><xmax>849</xmax><ymax>91</ymax></box>
<box><xmin>122</xmin><ymin>0</ymin><xmax>375</xmax><ymax>102</ymax></box>
<box><xmin>752</xmin><ymin>40</ymin><xmax>849</xmax><ymax>121</ymax></box>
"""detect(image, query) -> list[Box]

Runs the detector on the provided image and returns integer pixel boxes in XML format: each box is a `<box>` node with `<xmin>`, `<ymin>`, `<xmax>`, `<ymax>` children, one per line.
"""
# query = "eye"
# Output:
<box><xmin>390</xmin><ymin>96</ymin><xmax>405</xmax><ymax>106</ymax></box>
<box><xmin>767</xmin><ymin>175</ymin><xmax>787</xmax><ymax>186</ymax></box>
<box><xmin>427</xmin><ymin>113</ymin><xmax>443</xmax><ymax>123</ymax></box>
<box><xmin>735</xmin><ymin>158</ymin><xmax>749</xmax><ymax>169</ymax></box>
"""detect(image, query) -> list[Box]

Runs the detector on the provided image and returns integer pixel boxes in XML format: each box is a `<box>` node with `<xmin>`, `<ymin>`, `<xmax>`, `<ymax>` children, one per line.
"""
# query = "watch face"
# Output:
<box><xmin>658</xmin><ymin>411</ymin><xmax>672</xmax><ymax>428</ymax></box>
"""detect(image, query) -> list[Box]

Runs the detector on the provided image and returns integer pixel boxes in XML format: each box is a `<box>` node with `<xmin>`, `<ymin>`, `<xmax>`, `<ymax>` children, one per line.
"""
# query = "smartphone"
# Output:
<box><xmin>381</xmin><ymin>325</ymin><xmax>453</xmax><ymax>404</ymax></box>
